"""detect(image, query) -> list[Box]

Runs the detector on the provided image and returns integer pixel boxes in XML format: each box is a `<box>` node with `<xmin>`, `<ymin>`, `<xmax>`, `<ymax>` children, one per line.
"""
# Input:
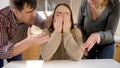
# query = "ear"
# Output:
<box><xmin>12</xmin><ymin>9</ymin><xmax>20</xmax><ymax>16</ymax></box>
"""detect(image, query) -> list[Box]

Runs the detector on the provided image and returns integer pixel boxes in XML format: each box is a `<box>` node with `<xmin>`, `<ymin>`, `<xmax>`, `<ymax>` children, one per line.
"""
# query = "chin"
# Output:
<box><xmin>25</xmin><ymin>22</ymin><xmax>33</xmax><ymax>25</ymax></box>
<box><xmin>28</xmin><ymin>20</ymin><xmax>34</xmax><ymax>25</ymax></box>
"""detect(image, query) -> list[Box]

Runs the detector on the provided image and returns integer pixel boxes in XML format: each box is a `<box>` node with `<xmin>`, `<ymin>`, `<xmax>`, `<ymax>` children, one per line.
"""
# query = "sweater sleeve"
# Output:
<box><xmin>0</xmin><ymin>42</ymin><xmax>14</xmax><ymax>59</ymax></box>
<box><xmin>0</xmin><ymin>13</ymin><xmax>14</xmax><ymax>59</ymax></box>
<box><xmin>41</xmin><ymin>30</ymin><xmax>62</xmax><ymax>61</ymax></box>
<box><xmin>99</xmin><ymin>2</ymin><xmax>120</xmax><ymax>44</ymax></box>
<box><xmin>63</xmin><ymin>28</ymin><xmax>83</xmax><ymax>61</ymax></box>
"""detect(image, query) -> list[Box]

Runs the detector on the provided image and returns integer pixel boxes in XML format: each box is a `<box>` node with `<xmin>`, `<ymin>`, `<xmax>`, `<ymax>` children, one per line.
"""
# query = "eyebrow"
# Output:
<box><xmin>55</xmin><ymin>12</ymin><xmax>62</xmax><ymax>14</ymax></box>
<box><xmin>55</xmin><ymin>12</ymin><xmax>70</xmax><ymax>14</ymax></box>
<box><xmin>65</xmin><ymin>12</ymin><xmax>70</xmax><ymax>14</ymax></box>
<box><xmin>26</xmin><ymin>9</ymin><xmax>35</xmax><ymax>13</ymax></box>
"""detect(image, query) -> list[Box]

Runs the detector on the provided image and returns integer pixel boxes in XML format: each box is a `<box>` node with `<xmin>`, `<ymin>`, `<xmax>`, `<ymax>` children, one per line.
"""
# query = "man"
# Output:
<box><xmin>0</xmin><ymin>0</ymin><xmax>49</xmax><ymax>67</ymax></box>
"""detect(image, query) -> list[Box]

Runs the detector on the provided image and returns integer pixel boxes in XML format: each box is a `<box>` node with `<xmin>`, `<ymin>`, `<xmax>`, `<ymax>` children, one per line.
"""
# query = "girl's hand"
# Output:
<box><xmin>63</xmin><ymin>13</ymin><xmax>71</xmax><ymax>32</ymax></box>
<box><xmin>54</xmin><ymin>13</ymin><xmax>63</xmax><ymax>32</ymax></box>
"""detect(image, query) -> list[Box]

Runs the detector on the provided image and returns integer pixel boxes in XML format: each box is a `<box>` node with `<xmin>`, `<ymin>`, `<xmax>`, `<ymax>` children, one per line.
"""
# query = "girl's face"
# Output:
<box><xmin>54</xmin><ymin>5</ymin><xmax>71</xmax><ymax>24</ymax></box>
<box><xmin>54</xmin><ymin>5</ymin><xmax>70</xmax><ymax>17</ymax></box>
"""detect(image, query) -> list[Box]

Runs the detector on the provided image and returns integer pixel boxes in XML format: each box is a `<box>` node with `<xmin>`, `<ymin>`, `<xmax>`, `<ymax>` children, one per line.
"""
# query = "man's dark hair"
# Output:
<box><xmin>10</xmin><ymin>0</ymin><xmax>37</xmax><ymax>11</ymax></box>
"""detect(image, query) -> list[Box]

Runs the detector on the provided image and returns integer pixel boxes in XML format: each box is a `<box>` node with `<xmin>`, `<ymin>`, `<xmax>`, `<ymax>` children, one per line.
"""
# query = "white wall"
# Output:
<box><xmin>115</xmin><ymin>0</ymin><xmax>120</xmax><ymax>35</ymax></box>
<box><xmin>71</xmin><ymin>0</ymin><xmax>81</xmax><ymax>23</ymax></box>
<box><xmin>0</xmin><ymin>0</ymin><xmax>9</xmax><ymax>9</ymax></box>
<box><xmin>115</xmin><ymin>19</ymin><xmax>120</xmax><ymax>36</ymax></box>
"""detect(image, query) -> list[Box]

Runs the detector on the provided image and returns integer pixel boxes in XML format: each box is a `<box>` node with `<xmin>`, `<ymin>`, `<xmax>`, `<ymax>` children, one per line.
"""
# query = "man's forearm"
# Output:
<box><xmin>12</xmin><ymin>38</ymin><xmax>32</xmax><ymax>57</ymax></box>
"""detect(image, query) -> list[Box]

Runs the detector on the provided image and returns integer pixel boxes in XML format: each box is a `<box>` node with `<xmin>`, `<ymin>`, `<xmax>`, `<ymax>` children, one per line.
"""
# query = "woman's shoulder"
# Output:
<box><xmin>71</xmin><ymin>27</ymin><xmax>82</xmax><ymax>34</ymax></box>
<box><xmin>71</xmin><ymin>28</ymin><xmax>82</xmax><ymax>38</ymax></box>
<box><xmin>109</xmin><ymin>0</ymin><xmax>119</xmax><ymax>7</ymax></box>
<box><xmin>111</xmin><ymin>0</ymin><xmax>119</xmax><ymax>4</ymax></box>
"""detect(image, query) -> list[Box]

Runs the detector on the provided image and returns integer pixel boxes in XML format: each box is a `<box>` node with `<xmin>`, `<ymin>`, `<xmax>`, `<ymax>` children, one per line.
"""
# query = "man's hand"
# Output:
<box><xmin>27</xmin><ymin>27</ymin><xmax>49</xmax><ymax>46</ymax></box>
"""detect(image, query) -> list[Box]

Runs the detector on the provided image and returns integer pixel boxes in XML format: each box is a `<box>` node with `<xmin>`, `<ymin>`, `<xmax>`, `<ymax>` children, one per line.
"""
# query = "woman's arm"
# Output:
<box><xmin>98</xmin><ymin>2</ymin><xmax>120</xmax><ymax>44</ymax></box>
<box><xmin>41</xmin><ymin>29</ymin><xmax>62</xmax><ymax>61</ymax></box>
<box><xmin>63</xmin><ymin>28</ymin><xmax>83</xmax><ymax>61</ymax></box>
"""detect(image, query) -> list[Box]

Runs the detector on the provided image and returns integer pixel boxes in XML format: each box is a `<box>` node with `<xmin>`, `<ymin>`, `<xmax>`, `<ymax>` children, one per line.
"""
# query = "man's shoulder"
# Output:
<box><xmin>0</xmin><ymin>6</ymin><xmax>15</xmax><ymax>26</ymax></box>
<box><xmin>0</xmin><ymin>6</ymin><xmax>12</xmax><ymax>17</ymax></box>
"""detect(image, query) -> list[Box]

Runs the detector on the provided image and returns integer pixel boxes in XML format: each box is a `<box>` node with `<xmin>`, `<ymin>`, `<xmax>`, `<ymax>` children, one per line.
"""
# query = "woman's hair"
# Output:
<box><xmin>49</xmin><ymin>3</ymin><xmax>74</xmax><ymax>32</ymax></box>
<box><xmin>100</xmin><ymin>0</ymin><xmax>109</xmax><ymax>7</ymax></box>
<box><xmin>9</xmin><ymin>0</ymin><xmax>37</xmax><ymax>11</ymax></box>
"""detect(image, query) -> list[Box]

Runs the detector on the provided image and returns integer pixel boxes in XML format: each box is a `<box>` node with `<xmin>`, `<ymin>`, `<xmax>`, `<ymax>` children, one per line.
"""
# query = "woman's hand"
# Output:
<box><xmin>54</xmin><ymin>14</ymin><xmax>63</xmax><ymax>32</ymax></box>
<box><xmin>63</xmin><ymin>13</ymin><xmax>71</xmax><ymax>32</ymax></box>
<box><xmin>84</xmin><ymin>50</ymin><xmax>88</xmax><ymax>56</ymax></box>
<box><xmin>83</xmin><ymin>33</ymin><xmax>100</xmax><ymax>52</ymax></box>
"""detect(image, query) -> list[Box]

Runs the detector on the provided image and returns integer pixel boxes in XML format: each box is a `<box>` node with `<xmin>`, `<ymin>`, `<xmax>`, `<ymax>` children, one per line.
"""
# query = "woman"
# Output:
<box><xmin>40</xmin><ymin>3</ymin><xmax>83</xmax><ymax>61</ymax></box>
<box><xmin>77</xmin><ymin>0</ymin><xmax>120</xmax><ymax>59</ymax></box>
